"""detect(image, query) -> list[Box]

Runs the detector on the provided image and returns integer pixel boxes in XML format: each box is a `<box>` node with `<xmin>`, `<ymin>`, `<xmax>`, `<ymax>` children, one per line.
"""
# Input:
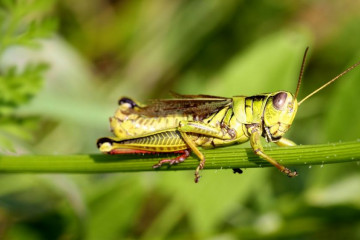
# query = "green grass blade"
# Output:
<box><xmin>0</xmin><ymin>141</ymin><xmax>359</xmax><ymax>173</ymax></box>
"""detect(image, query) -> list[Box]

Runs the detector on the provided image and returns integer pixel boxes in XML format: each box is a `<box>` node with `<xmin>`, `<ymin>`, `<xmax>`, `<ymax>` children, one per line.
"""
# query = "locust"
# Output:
<box><xmin>97</xmin><ymin>48</ymin><xmax>360</xmax><ymax>183</ymax></box>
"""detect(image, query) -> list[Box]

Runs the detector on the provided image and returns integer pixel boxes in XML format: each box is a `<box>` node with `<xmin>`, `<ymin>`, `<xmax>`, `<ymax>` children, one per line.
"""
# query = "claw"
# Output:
<box><xmin>194</xmin><ymin>162</ymin><xmax>205</xmax><ymax>183</ymax></box>
<box><xmin>282</xmin><ymin>168</ymin><xmax>298</xmax><ymax>177</ymax></box>
<box><xmin>194</xmin><ymin>172</ymin><xmax>201</xmax><ymax>183</ymax></box>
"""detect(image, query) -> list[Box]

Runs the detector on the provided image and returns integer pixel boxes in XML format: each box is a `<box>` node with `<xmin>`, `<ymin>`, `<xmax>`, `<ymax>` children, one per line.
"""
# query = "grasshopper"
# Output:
<box><xmin>97</xmin><ymin>48</ymin><xmax>360</xmax><ymax>183</ymax></box>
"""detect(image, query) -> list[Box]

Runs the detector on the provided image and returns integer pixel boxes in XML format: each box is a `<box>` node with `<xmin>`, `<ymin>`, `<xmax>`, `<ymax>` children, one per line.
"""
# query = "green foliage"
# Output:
<box><xmin>0</xmin><ymin>0</ymin><xmax>57</xmax><ymax>52</ymax></box>
<box><xmin>0</xmin><ymin>0</ymin><xmax>56</xmax><ymax>151</ymax></box>
<box><xmin>0</xmin><ymin>64</ymin><xmax>47</xmax><ymax>115</ymax></box>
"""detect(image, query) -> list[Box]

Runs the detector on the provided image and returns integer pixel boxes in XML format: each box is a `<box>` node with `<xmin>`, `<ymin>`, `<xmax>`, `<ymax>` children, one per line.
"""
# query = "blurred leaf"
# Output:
<box><xmin>0</xmin><ymin>64</ymin><xmax>47</xmax><ymax>115</ymax></box>
<box><xmin>0</xmin><ymin>0</ymin><xmax>57</xmax><ymax>49</ymax></box>
<box><xmin>0</xmin><ymin>0</ymin><xmax>56</xmax><ymax>151</ymax></box>
<box><xmin>205</xmin><ymin>30</ymin><xmax>312</xmax><ymax>96</ymax></box>
<box><xmin>0</xmin><ymin>174</ymin><xmax>83</xmax><ymax>239</ymax></box>
<box><xmin>153</xmin><ymin>169</ymin><xmax>269</xmax><ymax>237</ymax></box>
<box><xmin>5</xmin><ymin>225</ymin><xmax>42</xmax><ymax>240</ymax></box>
<box><xmin>306</xmin><ymin>174</ymin><xmax>360</xmax><ymax>207</ymax></box>
<box><xmin>86</xmin><ymin>176</ymin><xmax>145</xmax><ymax>240</ymax></box>
<box><xmin>323</xmin><ymin>55</ymin><xmax>360</xmax><ymax>142</ymax></box>
<box><xmin>0</xmin><ymin>116</ymin><xmax>38</xmax><ymax>152</ymax></box>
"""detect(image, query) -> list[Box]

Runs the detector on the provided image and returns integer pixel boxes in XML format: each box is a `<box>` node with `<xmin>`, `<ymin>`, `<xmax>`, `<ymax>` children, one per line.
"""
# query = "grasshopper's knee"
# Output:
<box><xmin>178</xmin><ymin>121</ymin><xmax>190</xmax><ymax>131</ymax></box>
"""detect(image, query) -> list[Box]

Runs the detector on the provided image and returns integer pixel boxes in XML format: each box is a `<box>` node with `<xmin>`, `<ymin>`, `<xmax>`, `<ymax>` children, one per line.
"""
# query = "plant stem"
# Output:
<box><xmin>0</xmin><ymin>141</ymin><xmax>359</xmax><ymax>173</ymax></box>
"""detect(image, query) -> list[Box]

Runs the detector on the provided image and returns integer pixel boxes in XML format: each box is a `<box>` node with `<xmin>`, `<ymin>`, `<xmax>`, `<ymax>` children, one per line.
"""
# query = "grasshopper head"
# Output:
<box><xmin>263</xmin><ymin>91</ymin><xmax>298</xmax><ymax>141</ymax></box>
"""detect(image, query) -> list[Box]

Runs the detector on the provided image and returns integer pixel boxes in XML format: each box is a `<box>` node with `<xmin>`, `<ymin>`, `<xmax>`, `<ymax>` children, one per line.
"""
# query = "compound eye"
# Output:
<box><xmin>118</xmin><ymin>97</ymin><xmax>137</xmax><ymax>108</ymax></box>
<box><xmin>273</xmin><ymin>92</ymin><xmax>287</xmax><ymax>110</ymax></box>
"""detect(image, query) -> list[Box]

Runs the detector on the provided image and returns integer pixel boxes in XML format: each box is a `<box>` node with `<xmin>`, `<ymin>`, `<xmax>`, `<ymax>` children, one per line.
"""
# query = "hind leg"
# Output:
<box><xmin>152</xmin><ymin>150</ymin><xmax>190</xmax><ymax>168</ymax></box>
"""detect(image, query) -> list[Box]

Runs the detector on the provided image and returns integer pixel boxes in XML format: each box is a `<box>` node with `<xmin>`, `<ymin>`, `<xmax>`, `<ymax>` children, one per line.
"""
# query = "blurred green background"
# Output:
<box><xmin>0</xmin><ymin>0</ymin><xmax>360</xmax><ymax>239</ymax></box>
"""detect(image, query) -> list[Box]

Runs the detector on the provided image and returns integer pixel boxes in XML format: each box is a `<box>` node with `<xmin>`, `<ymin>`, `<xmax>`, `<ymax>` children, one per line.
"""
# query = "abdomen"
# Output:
<box><xmin>101</xmin><ymin>130</ymin><xmax>188</xmax><ymax>152</ymax></box>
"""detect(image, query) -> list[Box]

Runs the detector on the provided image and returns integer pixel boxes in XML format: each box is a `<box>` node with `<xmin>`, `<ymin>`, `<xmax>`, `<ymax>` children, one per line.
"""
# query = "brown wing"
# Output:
<box><xmin>130</xmin><ymin>94</ymin><xmax>232</xmax><ymax>119</ymax></box>
<box><xmin>170</xmin><ymin>91</ymin><xmax>228</xmax><ymax>99</ymax></box>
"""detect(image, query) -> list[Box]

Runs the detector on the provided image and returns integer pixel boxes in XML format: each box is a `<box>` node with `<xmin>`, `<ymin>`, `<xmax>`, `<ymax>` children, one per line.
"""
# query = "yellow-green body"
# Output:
<box><xmin>100</xmin><ymin>93</ymin><xmax>297</xmax><ymax>150</ymax></box>
<box><xmin>97</xmin><ymin>91</ymin><xmax>298</xmax><ymax>182</ymax></box>
<box><xmin>97</xmin><ymin>47</ymin><xmax>360</xmax><ymax>183</ymax></box>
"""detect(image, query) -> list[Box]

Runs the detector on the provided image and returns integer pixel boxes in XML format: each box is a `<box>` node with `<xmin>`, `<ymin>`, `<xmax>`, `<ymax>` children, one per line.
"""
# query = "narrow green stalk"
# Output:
<box><xmin>0</xmin><ymin>141</ymin><xmax>359</xmax><ymax>173</ymax></box>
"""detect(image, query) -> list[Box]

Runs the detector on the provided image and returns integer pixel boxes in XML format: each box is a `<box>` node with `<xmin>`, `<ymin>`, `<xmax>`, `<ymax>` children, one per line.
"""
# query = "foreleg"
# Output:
<box><xmin>249</xmin><ymin>127</ymin><xmax>297</xmax><ymax>177</ymax></box>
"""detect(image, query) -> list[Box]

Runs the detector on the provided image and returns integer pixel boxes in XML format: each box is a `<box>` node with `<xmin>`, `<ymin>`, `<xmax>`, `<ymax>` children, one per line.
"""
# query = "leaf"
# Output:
<box><xmin>0</xmin><ymin>64</ymin><xmax>47</xmax><ymax>115</ymax></box>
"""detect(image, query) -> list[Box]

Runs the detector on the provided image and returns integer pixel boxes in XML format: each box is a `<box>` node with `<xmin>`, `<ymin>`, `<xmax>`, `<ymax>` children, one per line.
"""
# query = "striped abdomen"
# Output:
<box><xmin>98</xmin><ymin>131</ymin><xmax>188</xmax><ymax>153</ymax></box>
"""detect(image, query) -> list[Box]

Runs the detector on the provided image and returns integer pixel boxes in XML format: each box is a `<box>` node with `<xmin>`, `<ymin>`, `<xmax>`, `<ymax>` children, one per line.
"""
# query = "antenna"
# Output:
<box><xmin>295</xmin><ymin>47</ymin><xmax>309</xmax><ymax>99</ymax></box>
<box><xmin>298</xmin><ymin>60</ymin><xmax>360</xmax><ymax>106</ymax></box>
